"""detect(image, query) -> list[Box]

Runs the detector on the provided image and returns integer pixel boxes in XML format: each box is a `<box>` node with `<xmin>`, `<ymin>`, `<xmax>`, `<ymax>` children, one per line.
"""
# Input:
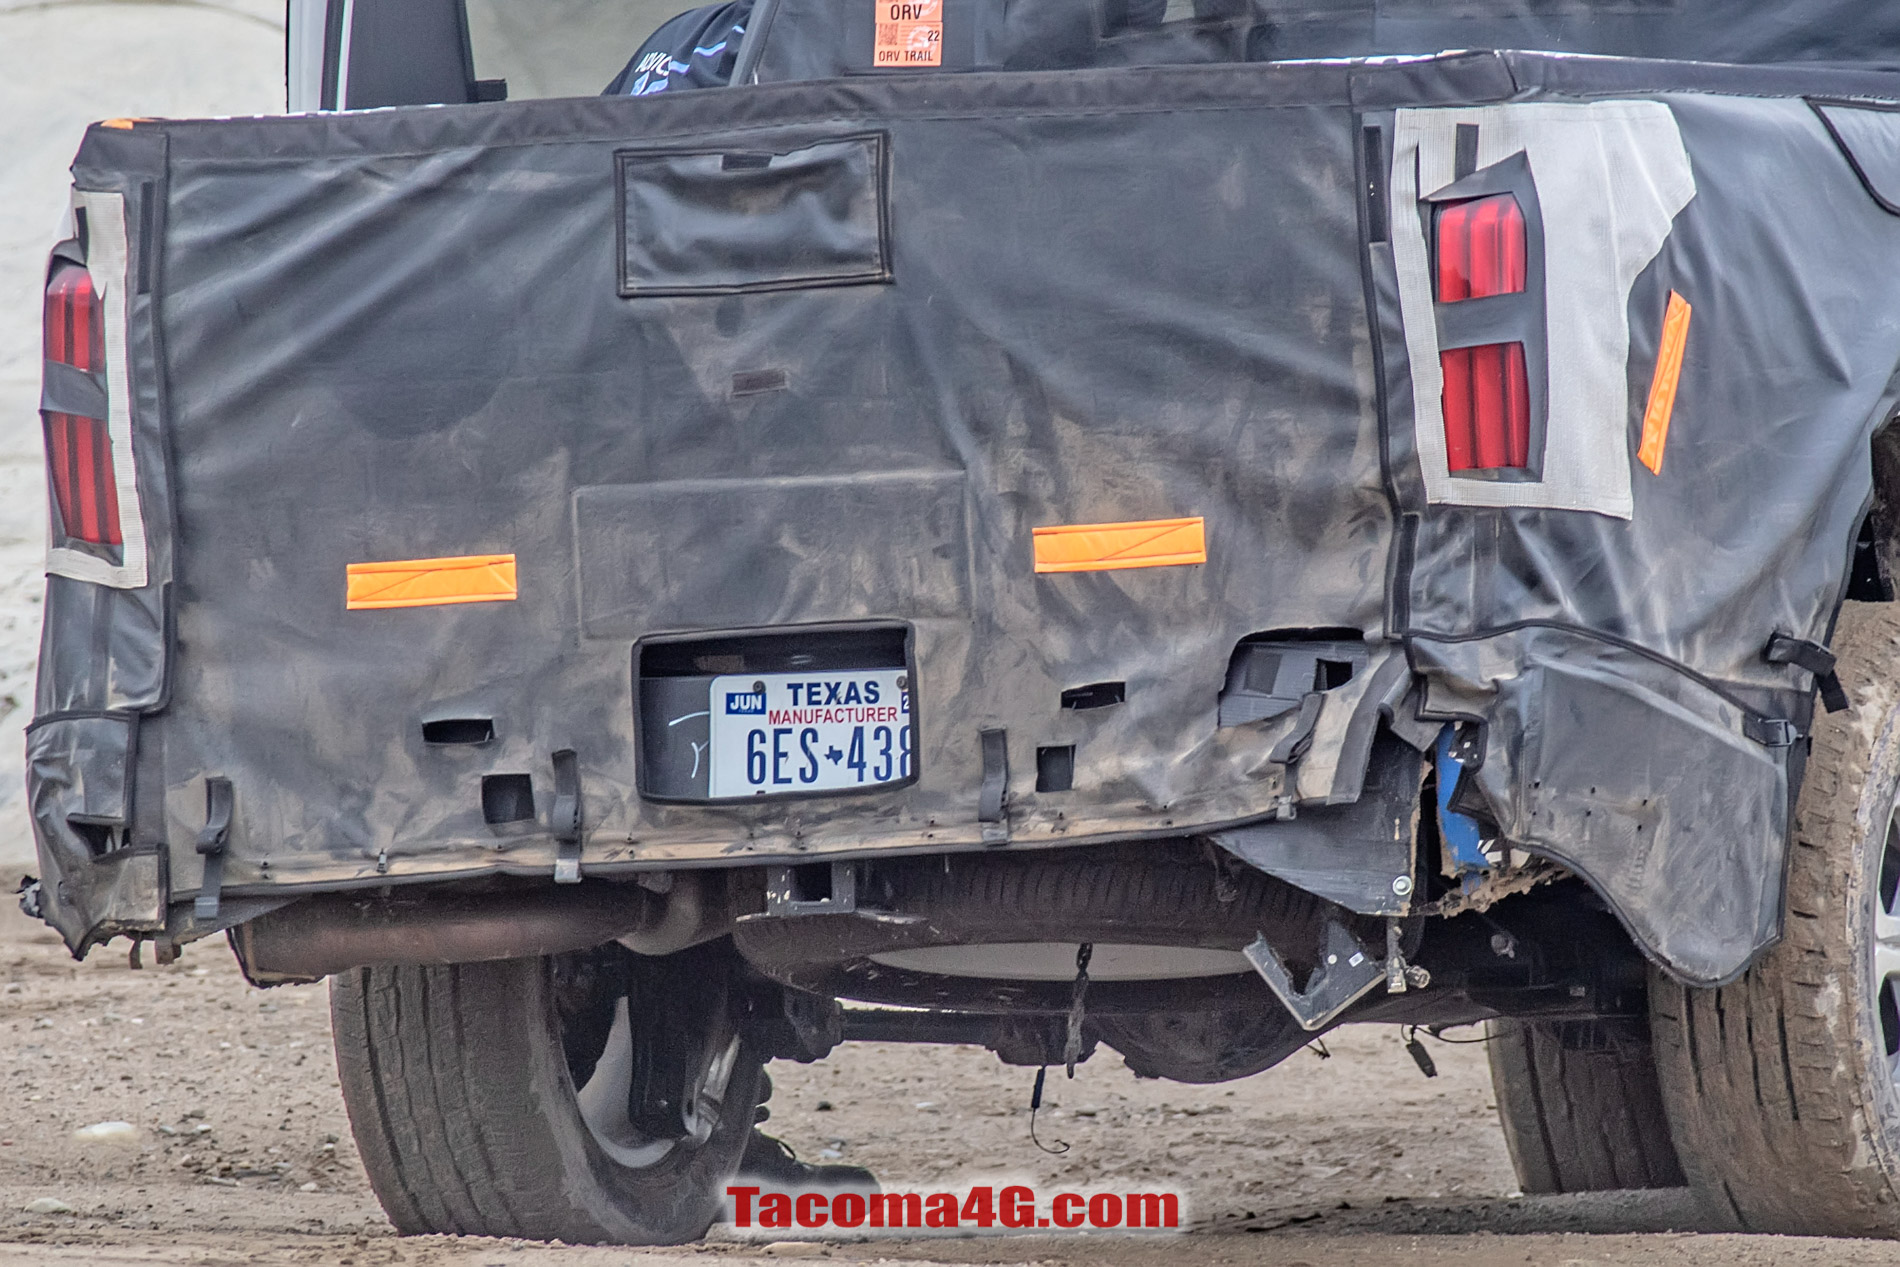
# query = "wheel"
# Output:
<box><xmin>1486</xmin><ymin>1017</ymin><xmax>1684</xmax><ymax>1193</ymax></box>
<box><xmin>1649</xmin><ymin>599</ymin><xmax>1900</xmax><ymax>1234</ymax></box>
<box><xmin>330</xmin><ymin>941</ymin><xmax>764</xmax><ymax>1244</ymax></box>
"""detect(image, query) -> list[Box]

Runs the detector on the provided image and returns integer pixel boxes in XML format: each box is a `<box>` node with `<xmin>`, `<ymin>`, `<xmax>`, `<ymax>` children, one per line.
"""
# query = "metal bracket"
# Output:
<box><xmin>193</xmin><ymin>777</ymin><xmax>234</xmax><ymax>921</ymax></box>
<box><xmin>551</xmin><ymin>749</ymin><xmax>582</xmax><ymax>883</ymax></box>
<box><xmin>763</xmin><ymin>861</ymin><xmax>857</xmax><ymax>917</ymax></box>
<box><xmin>1434</xmin><ymin>725</ymin><xmax>1489</xmax><ymax>874</ymax></box>
<box><xmin>1244</xmin><ymin>916</ymin><xmax>1386</xmax><ymax>1031</ymax></box>
<box><xmin>1382</xmin><ymin>917</ymin><xmax>1431</xmax><ymax>993</ymax></box>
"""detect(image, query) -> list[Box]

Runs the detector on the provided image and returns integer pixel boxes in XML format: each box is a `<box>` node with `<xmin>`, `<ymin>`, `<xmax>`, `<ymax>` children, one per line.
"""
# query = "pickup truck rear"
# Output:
<box><xmin>25</xmin><ymin>0</ymin><xmax>1900</xmax><ymax>1243</ymax></box>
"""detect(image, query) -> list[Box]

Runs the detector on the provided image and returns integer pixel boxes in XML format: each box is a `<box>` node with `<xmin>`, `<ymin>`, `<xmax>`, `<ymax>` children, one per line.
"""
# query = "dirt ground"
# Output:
<box><xmin>4</xmin><ymin>868</ymin><xmax>1900</xmax><ymax>1267</ymax></box>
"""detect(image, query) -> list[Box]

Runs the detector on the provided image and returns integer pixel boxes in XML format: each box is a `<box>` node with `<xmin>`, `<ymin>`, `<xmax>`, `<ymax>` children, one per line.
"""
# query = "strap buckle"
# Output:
<box><xmin>193</xmin><ymin>777</ymin><xmax>234</xmax><ymax>921</ymax></box>
<box><xmin>1765</xmin><ymin>632</ymin><xmax>1849</xmax><ymax>713</ymax></box>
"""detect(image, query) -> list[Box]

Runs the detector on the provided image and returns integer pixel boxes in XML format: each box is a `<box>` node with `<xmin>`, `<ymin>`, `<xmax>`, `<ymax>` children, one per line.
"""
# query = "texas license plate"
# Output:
<box><xmin>708</xmin><ymin>669</ymin><xmax>913</xmax><ymax>798</ymax></box>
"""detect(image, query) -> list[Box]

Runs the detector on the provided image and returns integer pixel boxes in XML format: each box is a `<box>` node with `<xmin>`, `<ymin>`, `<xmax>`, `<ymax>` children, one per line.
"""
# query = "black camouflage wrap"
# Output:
<box><xmin>28</xmin><ymin>25</ymin><xmax>1900</xmax><ymax>985</ymax></box>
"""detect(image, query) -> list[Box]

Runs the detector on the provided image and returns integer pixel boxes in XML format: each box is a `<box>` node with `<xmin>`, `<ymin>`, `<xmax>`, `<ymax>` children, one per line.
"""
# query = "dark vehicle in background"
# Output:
<box><xmin>28</xmin><ymin>0</ymin><xmax>1900</xmax><ymax>1243</ymax></box>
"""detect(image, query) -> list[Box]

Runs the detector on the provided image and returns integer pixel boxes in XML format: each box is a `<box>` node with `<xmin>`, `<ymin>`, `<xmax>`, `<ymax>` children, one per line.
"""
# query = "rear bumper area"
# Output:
<box><xmin>30</xmin><ymin>53</ymin><xmax>1900</xmax><ymax>992</ymax></box>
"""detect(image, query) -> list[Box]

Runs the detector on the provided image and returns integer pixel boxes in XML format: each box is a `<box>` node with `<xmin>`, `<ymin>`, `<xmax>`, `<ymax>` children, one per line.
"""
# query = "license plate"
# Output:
<box><xmin>708</xmin><ymin>669</ymin><xmax>913</xmax><ymax>798</ymax></box>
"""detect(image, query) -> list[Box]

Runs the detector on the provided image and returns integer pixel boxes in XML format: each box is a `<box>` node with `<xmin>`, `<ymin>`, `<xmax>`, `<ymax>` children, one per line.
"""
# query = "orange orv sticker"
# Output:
<box><xmin>1639</xmin><ymin>291</ymin><xmax>1692</xmax><ymax>476</ymax></box>
<box><xmin>875</xmin><ymin>0</ymin><xmax>942</xmax><ymax>67</ymax></box>
<box><xmin>346</xmin><ymin>553</ymin><xmax>517</xmax><ymax>610</ymax></box>
<box><xmin>1033</xmin><ymin>517</ymin><xmax>1207</xmax><ymax>574</ymax></box>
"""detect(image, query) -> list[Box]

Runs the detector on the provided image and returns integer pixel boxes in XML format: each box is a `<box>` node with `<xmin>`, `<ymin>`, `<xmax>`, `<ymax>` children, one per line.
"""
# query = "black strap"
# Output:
<box><xmin>1453</xmin><ymin>123</ymin><xmax>1480</xmax><ymax>180</ymax></box>
<box><xmin>1764</xmin><ymin>632</ymin><xmax>1849</xmax><ymax>713</ymax></box>
<box><xmin>1743</xmin><ymin>714</ymin><xmax>1800</xmax><ymax>748</ymax></box>
<box><xmin>41</xmin><ymin>359</ymin><xmax>107</xmax><ymax>419</ymax></box>
<box><xmin>193</xmin><ymin>777</ymin><xmax>233</xmax><ymax>921</ymax></box>
<box><xmin>1063</xmin><ymin>941</ymin><xmax>1092</xmax><ymax>1078</ymax></box>
<box><xmin>1267</xmin><ymin>692</ymin><xmax>1327</xmax><ymax>766</ymax></box>
<box><xmin>551</xmin><ymin>749</ymin><xmax>582</xmax><ymax>884</ymax></box>
<box><xmin>978</xmin><ymin>728</ymin><xmax>1009</xmax><ymax>838</ymax></box>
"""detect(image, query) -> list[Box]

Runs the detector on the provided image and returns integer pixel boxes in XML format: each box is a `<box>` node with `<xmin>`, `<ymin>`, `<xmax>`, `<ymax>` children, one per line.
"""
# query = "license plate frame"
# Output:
<box><xmin>707</xmin><ymin>668</ymin><xmax>915</xmax><ymax>799</ymax></box>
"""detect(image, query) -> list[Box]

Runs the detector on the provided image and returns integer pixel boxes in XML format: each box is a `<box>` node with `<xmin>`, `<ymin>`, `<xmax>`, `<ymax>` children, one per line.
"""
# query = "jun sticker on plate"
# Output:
<box><xmin>708</xmin><ymin>669</ymin><xmax>913</xmax><ymax>798</ymax></box>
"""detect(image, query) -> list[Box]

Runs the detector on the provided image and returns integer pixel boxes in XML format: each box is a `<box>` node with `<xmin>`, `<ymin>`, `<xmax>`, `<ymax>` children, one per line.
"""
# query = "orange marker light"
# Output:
<box><xmin>1032</xmin><ymin>517</ymin><xmax>1206</xmax><ymax>574</ymax></box>
<box><xmin>1639</xmin><ymin>291</ymin><xmax>1692</xmax><ymax>476</ymax></box>
<box><xmin>346</xmin><ymin>553</ymin><xmax>517</xmax><ymax>610</ymax></box>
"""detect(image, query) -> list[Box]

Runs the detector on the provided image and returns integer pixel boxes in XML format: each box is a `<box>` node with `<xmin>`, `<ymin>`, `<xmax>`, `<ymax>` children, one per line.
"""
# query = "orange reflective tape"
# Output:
<box><xmin>1639</xmin><ymin>291</ymin><xmax>1692</xmax><ymax>476</ymax></box>
<box><xmin>1033</xmin><ymin>517</ymin><xmax>1206</xmax><ymax>574</ymax></box>
<box><xmin>346</xmin><ymin>553</ymin><xmax>517</xmax><ymax>610</ymax></box>
<box><xmin>98</xmin><ymin>118</ymin><xmax>145</xmax><ymax>130</ymax></box>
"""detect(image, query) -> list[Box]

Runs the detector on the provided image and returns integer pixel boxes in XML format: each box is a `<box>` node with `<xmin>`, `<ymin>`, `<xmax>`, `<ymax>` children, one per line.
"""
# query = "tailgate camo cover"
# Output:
<box><xmin>27</xmin><ymin>39</ymin><xmax>1900</xmax><ymax>985</ymax></box>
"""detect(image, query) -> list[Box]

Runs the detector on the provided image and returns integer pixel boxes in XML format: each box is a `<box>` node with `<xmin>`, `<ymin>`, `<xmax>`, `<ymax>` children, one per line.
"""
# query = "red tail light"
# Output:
<box><xmin>1440</xmin><ymin>342</ymin><xmax>1531</xmax><ymax>470</ymax></box>
<box><xmin>1436</xmin><ymin>193</ymin><xmax>1525</xmax><ymax>301</ymax></box>
<box><xmin>1435</xmin><ymin>193</ymin><xmax>1530</xmax><ymax>473</ymax></box>
<box><xmin>43</xmin><ymin>261</ymin><xmax>122</xmax><ymax>547</ymax></box>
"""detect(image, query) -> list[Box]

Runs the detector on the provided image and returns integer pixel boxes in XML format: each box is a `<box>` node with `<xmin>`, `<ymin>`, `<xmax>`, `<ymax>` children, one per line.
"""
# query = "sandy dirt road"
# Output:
<box><xmin>6</xmin><ymin>5</ymin><xmax>1900</xmax><ymax>1266</ymax></box>
<box><xmin>3</xmin><ymin>870</ymin><xmax>1898</xmax><ymax>1267</ymax></box>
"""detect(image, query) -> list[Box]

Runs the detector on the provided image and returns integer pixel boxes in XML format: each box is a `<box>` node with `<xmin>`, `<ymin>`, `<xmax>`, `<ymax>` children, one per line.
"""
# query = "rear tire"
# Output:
<box><xmin>330</xmin><ymin>943</ymin><xmax>763</xmax><ymax>1244</ymax></box>
<box><xmin>1487</xmin><ymin>1017</ymin><xmax>1684</xmax><ymax>1193</ymax></box>
<box><xmin>1650</xmin><ymin>600</ymin><xmax>1900</xmax><ymax>1234</ymax></box>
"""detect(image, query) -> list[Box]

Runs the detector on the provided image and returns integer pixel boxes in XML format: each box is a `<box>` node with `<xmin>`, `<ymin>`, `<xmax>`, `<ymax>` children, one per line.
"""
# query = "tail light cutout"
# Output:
<box><xmin>1435</xmin><ymin>193</ymin><xmax>1525</xmax><ymax>302</ymax></box>
<box><xmin>1435</xmin><ymin>193</ymin><xmax>1530</xmax><ymax>475</ymax></box>
<box><xmin>43</xmin><ymin>261</ymin><xmax>123</xmax><ymax>548</ymax></box>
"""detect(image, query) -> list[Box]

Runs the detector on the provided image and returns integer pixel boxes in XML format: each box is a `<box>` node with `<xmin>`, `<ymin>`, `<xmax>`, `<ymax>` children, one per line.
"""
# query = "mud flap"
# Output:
<box><xmin>1415</xmin><ymin>629</ymin><xmax>1790</xmax><ymax>985</ymax></box>
<box><xmin>25</xmin><ymin>713</ymin><xmax>163</xmax><ymax>949</ymax></box>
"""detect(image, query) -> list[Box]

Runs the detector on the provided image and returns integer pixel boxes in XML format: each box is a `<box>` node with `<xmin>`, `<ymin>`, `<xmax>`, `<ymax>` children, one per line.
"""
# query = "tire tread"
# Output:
<box><xmin>330</xmin><ymin>953</ymin><xmax>760</xmax><ymax>1244</ymax></box>
<box><xmin>1489</xmin><ymin>1017</ymin><xmax>1684</xmax><ymax>1193</ymax></box>
<box><xmin>1649</xmin><ymin>601</ymin><xmax>1900</xmax><ymax>1235</ymax></box>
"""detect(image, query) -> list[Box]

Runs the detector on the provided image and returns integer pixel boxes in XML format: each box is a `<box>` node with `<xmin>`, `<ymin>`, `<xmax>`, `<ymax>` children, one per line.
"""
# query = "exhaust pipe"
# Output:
<box><xmin>229</xmin><ymin>874</ymin><xmax>731</xmax><ymax>984</ymax></box>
